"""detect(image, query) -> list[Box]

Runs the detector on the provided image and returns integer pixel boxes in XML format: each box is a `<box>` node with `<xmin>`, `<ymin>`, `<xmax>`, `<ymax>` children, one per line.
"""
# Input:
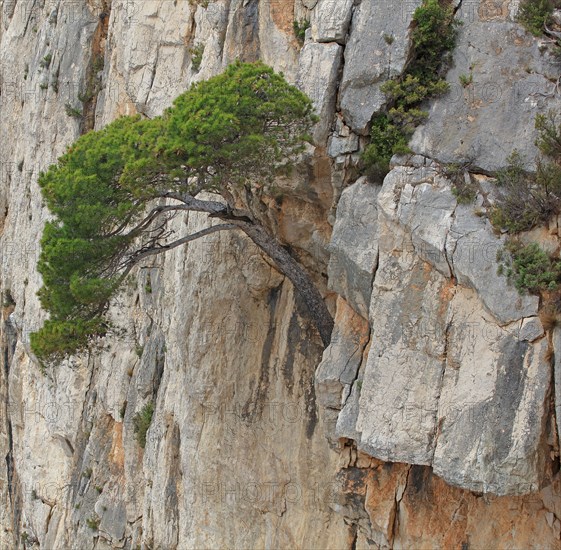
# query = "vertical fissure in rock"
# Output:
<box><xmin>430</xmin><ymin>313</ymin><xmax>454</xmax><ymax>460</ymax></box>
<box><xmin>83</xmin><ymin>1</ymin><xmax>111</xmax><ymax>132</ymax></box>
<box><xmin>2</xmin><ymin>310</ymin><xmax>19</xmax><ymax>544</ymax></box>
<box><xmin>241</xmin><ymin>283</ymin><xmax>282</xmax><ymax>420</ymax></box>
<box><xmin>349</xmin><ymin>522</ymin><xmax>358</xmax><ymax>550</ymax></box>
<box><xmin>389</xmin><ymin>465</ymin><xmax>411</xmax><ymax>547</ymax></box>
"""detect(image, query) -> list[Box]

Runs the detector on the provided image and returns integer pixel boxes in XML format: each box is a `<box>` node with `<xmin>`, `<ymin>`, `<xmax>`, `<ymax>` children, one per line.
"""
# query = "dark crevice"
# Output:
<box><xmin>430</xmin><ymin>314</ymin><xmax>454</xmax><ymax>460</ymax></box>
<box><xmin>81</xmin><ymin>0</ymin><xmax>111</xmax><ymax>132</ymax></box>
<box><xmin>349</xmin><ymin>522</ymin><xmax>358</xmax><ymax>550</ymax></box>
<box><xmin>241</xmin><ymin>283</ymin><xmax>282</xmax><ymax>421</ymax></box>
<box><xmin>22</xmin><ymin>0</ymin><xmax>39</xmax><ymax>36</ymax></box>
<box><xmin>453</xmin><ymin>0</ymin><xmax>465</xmax><ymax>17</ymax></box>
<box><xmin>389</xmin><ymin>465</ymin><xmax>411</xmax><ymax>547</ymax></box>
<box><xmin>282</xmin><ymin>310</ymin><xmax>299</xmax><ymax>395</ymax></box>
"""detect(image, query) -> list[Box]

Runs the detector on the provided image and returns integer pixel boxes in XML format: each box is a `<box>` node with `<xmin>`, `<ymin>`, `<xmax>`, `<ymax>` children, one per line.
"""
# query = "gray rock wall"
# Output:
<box><xmin>1</xmin><ymin>0</ymin><xmax>560</xmax><ymax>548</ymax></box>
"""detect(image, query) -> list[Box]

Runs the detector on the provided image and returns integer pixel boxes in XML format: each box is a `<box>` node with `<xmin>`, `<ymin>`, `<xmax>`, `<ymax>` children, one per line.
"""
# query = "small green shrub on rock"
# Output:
<box><xmin>189</xmin><ymin>43</ymin><xmax>204</xmax><ymax>72</ymax></box>
<box><xmin>517</xmin><ymin>0</ymin><xmax>554</xmax><ymax>36</ymax></box>
<box><xmin>490</xmin><ymin>114</ymin><xmax>561</xmax><ymax>233</ymax></box>
<box><xmin>459</xmin><ymin>73</ymin><xmax>473</xmax><ymax>87</ymax></box>
<box><xmin>40</xmin><ymin>53</ymin><xmax>53</xmax><ymax>69</ymax></box>
<box><xmin>86</xmin><ymin>515</ymin><xmax>100</xmax><ymax>530</ymax></box>
<box><xmin>498</xmin><ymin>241</ymin><xmax>561</xmax><ymax>294</ymax></box>
<box><xmin>133</xmin><ymin>402</ymin><xmax>154</xmax><ymax>448</ymax></box>
<box><xmin>293</xmin><ymin>19</ymin><xmax>310</xmax><ymax>43</ymax></box>
<box><xmin>489</xmin><ymin>151</ymin><xmax>543</xmax><ymax>232</ymax></box>
<box><xmin>408</xmin><ymin>0</ymin><xmax>460</xmax><ymax>78</ymax></box>
<box><xmin>362</xmin><ymin>0</ymin><xmax>460</xmax><ymax>180</ymax></box>
<box><xmin>444</xmin><ymin>162</ymin><xmax>478</xmax><ymax>204</ymax></box>
<box><xmin>361</xmin><ymin>114</ymin><xmax>410</xmax><ymax>181</ymax></box>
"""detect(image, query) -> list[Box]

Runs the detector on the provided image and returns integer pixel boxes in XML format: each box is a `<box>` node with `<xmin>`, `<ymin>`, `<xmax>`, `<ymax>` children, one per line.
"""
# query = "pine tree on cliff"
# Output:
<box><xmin>31</xmin><ymin>61</ymin><xmax>333</xmax><ymax>363</ymax></box>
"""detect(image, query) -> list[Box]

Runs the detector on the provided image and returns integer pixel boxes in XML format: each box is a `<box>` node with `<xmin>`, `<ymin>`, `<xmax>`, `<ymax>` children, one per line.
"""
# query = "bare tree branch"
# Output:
<box><xmin>103</xmin><ymin>192</ymin><xmax>334</xmax><ymax>345</ymax></box>
<box><xmin>116</xmin><ymin>224</ymin><xmax>238</xmax><ymax>283</ymax></box>
<box><xmin>159</xmin><ymin>191</ymin><xmax>229</xmax><ymax>215</ymax></box>
<box><xmin>105</xmin><ymin>204</ymin><xmax>179</xmax><ymax>238</ymax></box>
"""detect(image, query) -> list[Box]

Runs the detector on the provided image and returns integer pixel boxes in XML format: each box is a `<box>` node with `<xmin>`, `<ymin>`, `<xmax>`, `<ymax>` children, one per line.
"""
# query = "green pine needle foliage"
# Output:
<box><xmin>362</xmin><ymin>114</ymin><xmax>410</xmax><ymax>181</ymax></box>
<box><xmin>517</xmin><ymin>0</ymin><xmax>554</xmax><ymax>36</ymax></box>
<box><xmin>31</xmin><ymin>61</ymin><xmax>317</xmax><ymax>364</ymax></box>
<box><xmin>293</xmin><ymin>20</ymin><xmax>310</xmax><ymax>43</ymax></box>
<box><xmin>499</xmin><ymin>241</ymin><xmax>561</xmax><ymax>294</ymax></box>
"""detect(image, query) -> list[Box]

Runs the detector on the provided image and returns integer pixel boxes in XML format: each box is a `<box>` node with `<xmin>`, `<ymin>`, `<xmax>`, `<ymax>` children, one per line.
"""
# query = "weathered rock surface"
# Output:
<box><xmin>316</xmin><ymin>297</ymin><xmax>369</xmax><ymax>443</ymax></box>
<box><xmin>335</xmin><ymin>164</ymin><xmax>554</xmax><ymax>495</ymax></box>
<box><xmin>339</xmin><ymin>0</ymin><xmax>422</xmax><ymax>134</ymax></box>
<box><xmin>297</xmin><ymin>40</ymin><xmax>343</xmax><ymax>144</ymax></box>
<box><xmin>433</xmin><ymin>289</ymin><xmax>551</xmax><ymax>495</ymax></box>
<box><xmin>410</xmin><ymin>4</ymin><xmax>561</xmax><ymax>171</ymax></box>
<box><xmin>0</xmin><ymin>2</ymin><xmax>348</xmax><ymax>548</ymax></box>
<box><xmin>327</xmin><ymin>177</ymin><xmax>379</xmax><ymax>319</ymax></box>
<box><xmin>553</xmin><ymin>327</ymin><xmax>561</xmax><ymax>455</ymax></box>
<box><xmin>336</xmin><ymin>454</ymin><xmax>561</xmax><ymax>550</ymax></box>
<box><xmin>311</xmin><ymin>0</ymin><xmax>354</xmax><ymax>44</ymax></box>
<box><xmin>1</xmin><ymin>0</ymin><xmax>560</xmax><ymax>548</ymax></box>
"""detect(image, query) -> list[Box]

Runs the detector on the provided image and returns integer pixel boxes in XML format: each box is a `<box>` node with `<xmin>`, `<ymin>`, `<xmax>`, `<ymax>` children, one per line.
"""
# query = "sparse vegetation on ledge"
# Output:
<box><xmin>189</xmin><ymin>43</ymin><xmax>204</xmax><ymax>72</ymax></box>
<box><xmin>517</xmin><ymin>0</ymin><xmax>561</xmax><ymax>58</ymax></box>
<box><xmin>517</xmin><ymin>0</ymin><xmax>555</xmax><ymax>36</ymax></box>
<box><xmin>493</xmin><ymin>112</ymin><xmax>561</xmax><ymax>304</ymax></box>
<box><xmin>498</xmin><ymin>242</ymin><xmax>561</xmax><ymax>294</ymax></box>
<box><xmin>86</xmin><ymin>515</ymin><xmax>100</xmax><ymax>530</ymax></box>
<box><xmin>362</xmin><ymin>0</ymin><xmax>461</xmax><ymax>181</ymax></box>
<box><xmin>293</xmin><ymin>19</ymin><xmax>310</xmax><ymax>44</ymax></box>
<box><xmin>490</xmin><ymin>113</ymin><xmax>561</xmax><ymax>233</ymax></box>
<box><xmin>445</xmin><ymin>161</ymin><xmax>478</xmax><ymax>204</ymax></box>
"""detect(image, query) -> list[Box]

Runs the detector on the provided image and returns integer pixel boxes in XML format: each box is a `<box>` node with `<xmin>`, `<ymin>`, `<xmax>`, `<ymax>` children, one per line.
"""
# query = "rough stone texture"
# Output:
<box><xmin>327</xmin><ymin>178</ymin><xmax>379</xmax><ymax>319</ymax></box>
<box><xmin>316</xmin><ymin>297</ymin><xmax>369</xmax><ymax>443</ymax></box>
<box><xmin>410</xmin><ymin>4</ymin><xmax>561</xmax><ymax>171</ymax></box>
<box><xmin>356</xmin><ymin>230</ymin><xmax>451</xmax><ymax>466</ymax></box>
<box><xmin>339</xmin><ymin>0</ymin><xmax>422</xmax><ymax>134</ymax></box>
<box><xmin>333</xmin><ymin>453</ymin><xmax>561</xmax><ymax>549</ymax></box>
<box><xmin>519</xmin><ymin>316</ymin><xmax>545</xmax><ymax>342</ymax></box>
<box><xmin>0</xmin><ymin>1</ymin><xmax>348</xmax><ymax>549</ymax></box>
<box><xmin>1</xmin><ymin>0</ymin><xmax>560</xmax><ymax>548</ymax></box>
<box><xmin>297</xmin><ymin>41</ymin><xmax>343</xmax><ymax>144</ymax></box>
<box><xmin>311</xmin><ymin>0</ymin><xmax>354</xmax><ymax>44</ymax></box>
<box><xmin>553</xmin><ymin>327</ymin><xmax>561</xmax><ymax>455</ymax></box>
<box><xmin>338</xmin><ymin>166</ymin><xmax>555</xmax><ymax>496</ymax></box>
<box><xmin>448</xmin><ymin>203</ymin><xmax>539</xmax><ymax>324</ymax></box>
<box><xmin>433</xmin><ymin>289</ymin><xmax>551</xmax><ymax>495</ymax></box>
<box><xmin>328</xmin><ymin>133</ymin><xmax>359</xmax><ymax>158</ymax></box>
<box><xmin>380</xmin><ymin>163</ymin><xmax>539</xmax><ymax>323</ymax></box>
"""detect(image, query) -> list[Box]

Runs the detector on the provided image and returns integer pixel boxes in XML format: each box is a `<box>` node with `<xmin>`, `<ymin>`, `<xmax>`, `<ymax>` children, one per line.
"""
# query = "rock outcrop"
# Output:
<box><xmin>331</xmin><ymin>160</ymin><xmax>551</xmax><ymax>496</ymax></box>
<box><xmin>0</xmin><ymin>0</ymin><xmax>559</xmax><ymax>548</ymax></box>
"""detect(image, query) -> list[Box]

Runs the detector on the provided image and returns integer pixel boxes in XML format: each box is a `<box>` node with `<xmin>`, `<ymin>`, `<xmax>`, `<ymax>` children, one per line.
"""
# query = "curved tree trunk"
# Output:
<box><xmin>231</xmin><ymin>220</ymin><xmax>334</xmax><ymax>346</ymax></box>
<box><xmin>155</xmin><ymin>193</ymin><xmax>334</xmax><ymax>345</ymax></box>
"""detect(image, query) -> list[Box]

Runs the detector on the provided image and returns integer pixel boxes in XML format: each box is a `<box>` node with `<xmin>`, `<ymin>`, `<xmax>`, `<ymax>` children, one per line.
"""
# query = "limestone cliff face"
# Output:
<box><xmin>0</xmin><ymin>1</ymin><xmax>559</xmax><ymax>549</ymax></box>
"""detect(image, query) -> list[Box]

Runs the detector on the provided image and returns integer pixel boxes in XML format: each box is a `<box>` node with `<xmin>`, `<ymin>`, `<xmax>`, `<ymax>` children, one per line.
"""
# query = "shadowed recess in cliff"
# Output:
<box><xmin>241</xmin><ymin>284</ymin><xmax>281</xmax><ymax>421</ymax></box>
<box><xmin>224</xmin><ymin>0</ymin><xmax>261</xmax><ymax>63</ymax></box>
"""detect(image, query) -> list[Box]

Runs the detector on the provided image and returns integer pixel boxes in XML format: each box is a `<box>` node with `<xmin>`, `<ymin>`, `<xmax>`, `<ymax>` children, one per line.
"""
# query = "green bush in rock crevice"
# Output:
<box><xmin>362</xmin><ymin>0</ymin><xmax>461</xmax><ymax>181</ymax></box>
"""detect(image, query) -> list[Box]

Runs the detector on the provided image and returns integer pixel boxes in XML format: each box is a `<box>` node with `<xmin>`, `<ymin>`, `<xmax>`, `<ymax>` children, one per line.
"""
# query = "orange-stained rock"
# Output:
<box><xmin>337</xmin><ymin>456</ymin><xmax>561</xmax><ymax>549</ymax></box>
